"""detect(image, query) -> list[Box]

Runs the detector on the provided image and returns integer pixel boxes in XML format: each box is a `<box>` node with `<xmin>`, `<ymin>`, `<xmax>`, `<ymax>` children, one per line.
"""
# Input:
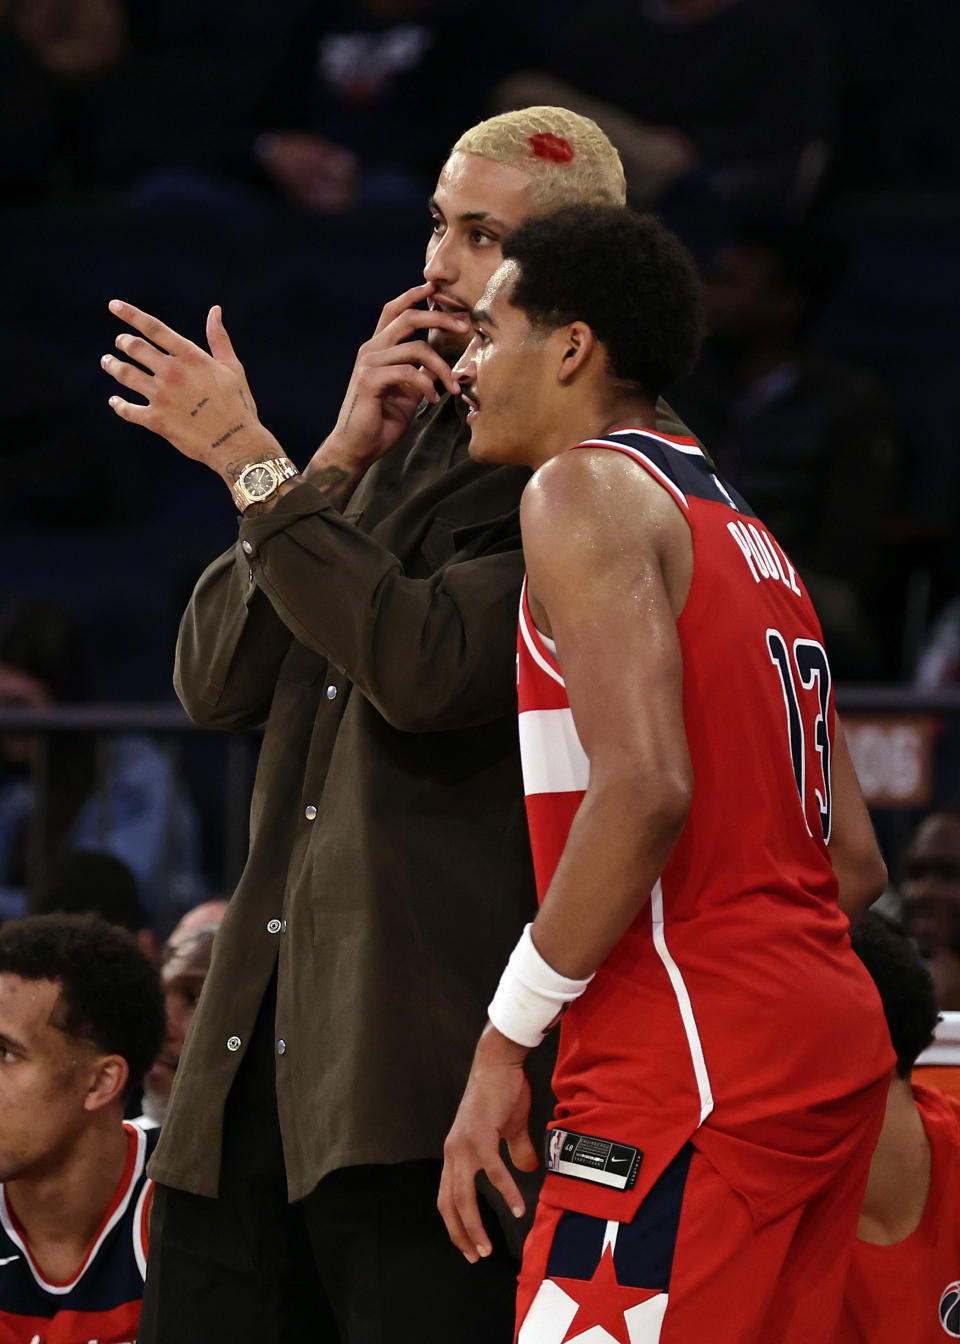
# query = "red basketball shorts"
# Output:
<box><xmin>515</xmin><ymin>1087</ymin><xmax>887</xmax><ymax>1344</ymax></box>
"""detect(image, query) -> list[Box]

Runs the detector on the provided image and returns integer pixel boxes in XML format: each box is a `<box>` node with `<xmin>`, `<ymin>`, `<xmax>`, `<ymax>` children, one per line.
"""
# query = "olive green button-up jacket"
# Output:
<box><xmin>150</xmin><ymin>394</ymin><xmax>545</xmax><ymax>1209</ymax></box>
<box><xmin>150</xmin><ymin>393</ymin><xmax>693</xmax><ymax>1228</ymax></box>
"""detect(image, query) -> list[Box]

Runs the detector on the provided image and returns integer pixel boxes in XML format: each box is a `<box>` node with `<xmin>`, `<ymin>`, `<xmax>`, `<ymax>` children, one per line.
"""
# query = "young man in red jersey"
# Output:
<box><xmin>0</xmin><ymin>914</ymin><xmax>164</xmax><ymax>1344</ymax></box>
<box><xmin>439</xmin><ymin>204</ymin><xmax>893</xmax><ymax>1343</ymax></box>
<box><xmin>835</xmin><ymin>912</ymin><xmax>960</xmax><ymax>1344</ymax></box>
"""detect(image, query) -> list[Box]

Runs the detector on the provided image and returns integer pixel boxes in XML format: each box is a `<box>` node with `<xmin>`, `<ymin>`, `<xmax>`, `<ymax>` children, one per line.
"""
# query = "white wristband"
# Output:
<box><xmin>487</xmin><ymin>924</ymin><xmax>594</xmax><ymax>1049</ymax></box>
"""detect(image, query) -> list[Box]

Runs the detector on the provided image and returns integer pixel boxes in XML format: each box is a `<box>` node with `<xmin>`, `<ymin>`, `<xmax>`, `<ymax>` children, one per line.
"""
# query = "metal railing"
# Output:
<box><xmin>1</xmin><ymin>685</ymin><xmax>958</xmax><ymax>930</ymax></box>
<box><xmin>0</xmin><ymin>704</ymin><xmax>260</xmax><ymax>934</ymax></box>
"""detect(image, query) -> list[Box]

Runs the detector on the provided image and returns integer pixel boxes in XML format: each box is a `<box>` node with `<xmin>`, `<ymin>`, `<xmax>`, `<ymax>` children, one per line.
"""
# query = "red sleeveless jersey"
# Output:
<box><xmin>835</xmin><ymin>1086</ymin><xmax>960</xmax><ymax>1344</ymax></box>
<box><xmin>518</xmin><ymin>428</ymin><xmax>893</xmax><ymax>1225</ymax></box>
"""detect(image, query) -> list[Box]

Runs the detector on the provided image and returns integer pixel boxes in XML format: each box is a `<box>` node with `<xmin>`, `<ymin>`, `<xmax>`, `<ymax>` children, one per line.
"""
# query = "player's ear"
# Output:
<box><xmin>83</xmin><ymin>1053</ymin><xmax>129</xmax><ymax>1112</ymax></box>
<box><xmin>556</xmin><ymin>321</ymin><xmax>594</xmax><ymax>383</ymax></box>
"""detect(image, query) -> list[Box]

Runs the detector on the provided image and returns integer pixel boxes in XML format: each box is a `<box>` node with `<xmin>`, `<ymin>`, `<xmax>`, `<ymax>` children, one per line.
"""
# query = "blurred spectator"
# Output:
<box><xmin>139</xmin><ymin>899</ymin><xmax>227</xmax><ymax>1127</ymax></box>
<box><xmin>252</xmin><ymin>0</ymin><xmax>538</xmax><ymax>211</ymax></box>
<box><xmin>900</xmin><ymin>809</ymin><xmax>960</xmax><ymax>1013</ymax></box>
<box><xmin>32</xmin><ymin>848</ymin><xmax>160</xmax><ymax>961</ymax></box>
<box><xmin>0</xmin><ymin>912</ymin><xmax>164</xmax><ymax>1341</ymax></box>
<box><xmin>492</xmin><ymin>0</ymin><xmax>836</xmax><ymax>216</ymax></box>
<box><xmin>0</xmin><ymin>597</ymin><xmax>207</xmax><ymax>928</ymax></box>
<box><xmin>0</xmin><ymin>0</ymin><xmax>126</xmax><ymax>200</ymax></box>
<box><xmin>668</xmin><ymin>216</ymin><xmax>896</xmax><ymax>677</ymax></box>
<box><xmin>837</xmin><ymin>912</ymin><xmax>959</xmax><ymax>1344</ymax></box>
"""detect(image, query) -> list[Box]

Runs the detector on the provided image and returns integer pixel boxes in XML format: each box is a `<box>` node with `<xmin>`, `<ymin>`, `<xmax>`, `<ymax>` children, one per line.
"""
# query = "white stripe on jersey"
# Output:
<box><xmin>578</xmin><ymin>440</ymin><xmax>689</xmax><ymax>512</ymax></box>
<box><xmin>132</xmin><ymin>1178</ymin><xmax>153</xmax><ymax>1281</ymax></box>
<box><xmin>650</xmin><ymin>880</ymin><xmax>714</xmax><ymax>1124</ymax></box>
<box><xmin>519</xmin><ymin>708</ymin><xmax>590</xmax><ymax>797</ymax></box>
<box><xmin>519</xmin><ymin>583</ymin><xmax>564</xmax><ymax>687</ymax></box>
<box><xmin>608</xmin><ymin>426</ymin><xmax>705</xmax><ymax>458</ymax></box>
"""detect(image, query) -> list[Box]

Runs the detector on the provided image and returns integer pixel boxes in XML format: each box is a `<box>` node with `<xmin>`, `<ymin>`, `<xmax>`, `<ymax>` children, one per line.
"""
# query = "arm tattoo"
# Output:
<box><xmin>309</xmin><ymin>464</ymin><xmax>353</xmax><ymax>511</ymax></box>
<box><xmin>211</xmin><ymin>424</ymin><xmax>244</xmax><ymax>450</ymax></box>
<box><xmin>239</xmin><ymin>389</ymin><xmax>251</xmax><ymax>411</ymax></box>
<box><xmin>342</xmin><ymin>392</ymin><xmax>360</xmax><ymax>431</ymax></box>
<box><xmin>224</xmin><ymin>456</ymin><xmax>255</xmax><ymax>482</ymax></box>
<box><xmin>190</xmin><ymin>397</ymin><xmax>209</xmax><ymax>417</ymax></box>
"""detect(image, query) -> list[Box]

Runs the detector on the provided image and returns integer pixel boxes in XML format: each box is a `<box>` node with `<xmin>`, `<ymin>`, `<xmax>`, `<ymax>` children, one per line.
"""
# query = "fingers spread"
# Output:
<box><xmin>108</xmin><ymin>299</ymin><xmax>194</xmax><ymax>357</ymax></box>
<box><xmin>107</xmin><ymin>394</ymin><xmax>150</xmax><ymax>424</ymax></box>
<box><xmin>207</xmin><ymin>304</ymin><xmax>240</xmax><ymax>366</ymax></box>
<box><xmin>101</xmin><ymin>353</ymin><xmax>154</xmax><ymax>399</ymax></box>
<box><xmin>505</xmin><ymin>1125</ymin><xmax>539</xmax><ymax>1175</ymax></box>
<box><xmin>115</xmin><ymin>333</ymin><xmax>166</xmax><ymax>373</ymax></box>
<box><xmin>482</xmin><ymin>1153</ymin><xmax>526</xmax><ymax>1221</ymax></box>
<box><xmin>438</xmin><ymin>1172</ymin><xmax>481</xmax><ymax>1264</ymax></box>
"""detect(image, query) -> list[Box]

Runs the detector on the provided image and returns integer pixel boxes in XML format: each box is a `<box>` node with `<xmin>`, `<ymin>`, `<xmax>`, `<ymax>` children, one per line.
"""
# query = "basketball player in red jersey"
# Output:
<box><xmin>439</xmin><ymin>204</ymin><xmax>894</xmax><ymax>1343</ymax></box>
<box><xmin>0</xmin><ymin>915</ymin><xmax>165</xmax><ymax>1344</ymax></box>
<box><xmin>835</xmin><ymin>912</ymin><xmax>960</xmax><ymax>1344</ymax></box>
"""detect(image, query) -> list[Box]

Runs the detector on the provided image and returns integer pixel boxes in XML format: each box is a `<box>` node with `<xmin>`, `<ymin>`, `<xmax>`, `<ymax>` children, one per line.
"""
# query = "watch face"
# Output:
<box><xmin>241</xmin><ymin>465</ymin><xmax>276</xmax><ymax>498</ymax></box>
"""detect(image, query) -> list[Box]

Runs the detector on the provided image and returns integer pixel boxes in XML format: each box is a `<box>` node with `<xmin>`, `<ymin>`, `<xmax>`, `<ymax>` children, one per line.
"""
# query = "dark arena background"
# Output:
<box><xmin>2</xmin><ymin>0</ymin><xmax>958</xmax><ymax>939</ymax></box>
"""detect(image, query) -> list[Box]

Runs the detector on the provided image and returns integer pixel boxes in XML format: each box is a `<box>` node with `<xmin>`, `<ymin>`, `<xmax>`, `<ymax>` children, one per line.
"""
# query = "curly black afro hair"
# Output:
<box><xmin>0</xmin><ymin>913</ymin><xmax>165</xmax><ymax>1099</ymax></box>
<box><xmin>502</xmin><ymin>203</ymin><xmax>704</xmax><ymax>399</ymax></box>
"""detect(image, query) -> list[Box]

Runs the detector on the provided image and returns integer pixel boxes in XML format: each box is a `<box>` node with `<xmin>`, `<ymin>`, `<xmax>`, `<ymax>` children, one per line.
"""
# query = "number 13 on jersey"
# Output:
<box><xmin>767</xmin><ymin>629</ymin><xmax>833</xmax><ymax>842</ymax></box>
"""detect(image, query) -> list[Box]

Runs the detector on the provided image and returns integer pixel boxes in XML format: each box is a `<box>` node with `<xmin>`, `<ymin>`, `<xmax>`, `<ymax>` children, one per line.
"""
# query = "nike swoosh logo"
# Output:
<box><xmin>0</xmin><ymin>1255</ymin><xmax>20</xmax><ymax>1266</ymax></box>
<box><xmin>609</xmin><ymin>1156</ymin><xmax>629</xmax><ymax>1166</ymax></box>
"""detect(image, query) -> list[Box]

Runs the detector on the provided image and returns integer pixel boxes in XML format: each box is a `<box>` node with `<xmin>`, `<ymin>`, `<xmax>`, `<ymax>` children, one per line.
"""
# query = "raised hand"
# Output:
<box><xmin>102</xmin><ymin>301</ymin><xmax>282</xmax><ymax>470</ymax></box>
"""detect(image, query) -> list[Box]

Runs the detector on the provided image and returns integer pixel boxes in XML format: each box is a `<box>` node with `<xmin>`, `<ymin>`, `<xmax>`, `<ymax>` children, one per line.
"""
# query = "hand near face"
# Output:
<box><xmin>306</xmin><ymin>281</ymin><xmax>469</xmax><ymax>483</ymax></box>
<box><xmin>437</xmin><ymin>1024</ymin><xmax>537</xmax><ymax>1263</ymax></box>
<box><xmin>102</xmin><ymin>301</ymin><xmax>282</xmax><ymax>470</ymax></box>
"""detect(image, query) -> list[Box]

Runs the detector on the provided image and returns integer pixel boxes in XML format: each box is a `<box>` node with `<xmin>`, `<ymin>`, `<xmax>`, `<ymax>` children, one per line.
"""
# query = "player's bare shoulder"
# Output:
<box><xmin>521</xmin><ymin>444</ymin><xmax>691</xmax><ymax>594</ymax></box>
<box><xmin>528</xmin><ymin>444</ymin><xmax>687</xmax><ymax>521</ymax></box>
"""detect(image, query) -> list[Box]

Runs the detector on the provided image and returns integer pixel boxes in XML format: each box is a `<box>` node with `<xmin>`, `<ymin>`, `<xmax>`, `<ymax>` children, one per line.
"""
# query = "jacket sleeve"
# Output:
<box><xmin>237</xmin><ymin>480</ymin><xmax>525</xmax><ymax>732</ymax></box>
<box><xmin>174</xmin><ymin>543</ymin><xmax>294</xmax><ymax>729</ymax></box>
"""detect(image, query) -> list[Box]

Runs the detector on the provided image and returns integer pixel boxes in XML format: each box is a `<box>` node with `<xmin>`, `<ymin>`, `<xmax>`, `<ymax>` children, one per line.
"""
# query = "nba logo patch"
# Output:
<box><xmin>940</xmin><ymin>1282</ymin><xmax>960</xmax><ymax>1336</ymax></box>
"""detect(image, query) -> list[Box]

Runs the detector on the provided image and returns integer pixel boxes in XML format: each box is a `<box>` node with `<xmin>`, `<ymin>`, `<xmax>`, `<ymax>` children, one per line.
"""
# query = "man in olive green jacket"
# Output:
<box><xmin>103</xmin><ymin>106</ymin><xmax>693</xmax><ymax>1342</ymax></box>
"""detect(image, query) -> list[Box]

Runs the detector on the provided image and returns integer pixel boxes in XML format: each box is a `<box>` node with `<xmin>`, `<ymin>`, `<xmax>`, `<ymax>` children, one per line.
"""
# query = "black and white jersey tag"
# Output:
<box><xmin>544</xmin><ymin>1128</ymin><xmax>643</xmax><ymax>1190</ymax></box>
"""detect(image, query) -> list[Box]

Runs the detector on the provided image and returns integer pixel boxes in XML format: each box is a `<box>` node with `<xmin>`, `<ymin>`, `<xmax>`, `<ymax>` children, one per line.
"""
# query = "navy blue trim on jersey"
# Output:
<box><xmin>545</xmin><ymin>1142</ymin><xmax>694</xmax><ymax>1291</ymax></box>
<box><xmin>0</xmin><ymin>1125</ymin><xmax>157</xmax><ymax>1322</ymax></box>
<box><xmin>601</xmin><ymin>430</ymin><xmax>757</xmax><ymax>517</ymax></box>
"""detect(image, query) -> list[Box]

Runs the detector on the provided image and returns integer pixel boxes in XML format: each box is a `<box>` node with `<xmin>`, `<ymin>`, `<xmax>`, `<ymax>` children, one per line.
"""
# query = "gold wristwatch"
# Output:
<box><xmin>231</xmin><ymin>457</ymin><xmax>299</xmax><ymax>511</ymax></box>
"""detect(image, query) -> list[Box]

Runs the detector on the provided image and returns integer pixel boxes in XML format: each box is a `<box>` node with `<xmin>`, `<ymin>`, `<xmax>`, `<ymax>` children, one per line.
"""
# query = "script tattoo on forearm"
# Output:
<box><xmin>190</xmin><ymin>398</ymin><xmax>209</xmax><ymax>417</ymax></box>
<box><xmin>211</xmin><ymin>424</ymin><xmax>244</xmax><ymax>450</ymax></box>
<box><xmin>342</xmin><ymin>392</ymin><xmax>360</xmax><ymax>431</ymax></box>
<box><xmin>239</xmin><ymin>388</ymin><xmax>251</xmax><ymax>412</ymax></box>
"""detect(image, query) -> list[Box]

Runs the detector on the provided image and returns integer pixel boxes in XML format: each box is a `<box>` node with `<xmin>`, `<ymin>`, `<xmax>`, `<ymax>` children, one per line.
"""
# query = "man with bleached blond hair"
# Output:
<box><xmin>104</xmin><ymin>105</ymin><xmax>694</xmax><ymax>1343</ymax></box>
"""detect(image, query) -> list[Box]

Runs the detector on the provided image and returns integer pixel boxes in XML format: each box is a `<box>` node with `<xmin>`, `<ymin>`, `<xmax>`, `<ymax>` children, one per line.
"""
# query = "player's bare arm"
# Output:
<box><xmin>440</xmin><ymin>450</ymin><xmax>695</xmax><ymax>1261</ymax></box>
<box><xmin>829</xmin><ymin>722</ymin><xmax>888</xmax><ymax>925</ymax></box>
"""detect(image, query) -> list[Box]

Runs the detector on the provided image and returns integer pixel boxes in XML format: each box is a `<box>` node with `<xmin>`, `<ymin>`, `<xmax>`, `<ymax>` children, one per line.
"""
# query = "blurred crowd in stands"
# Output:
<box><xmin>2</xmin><ymin>0</ymin><xmax>958</xmax><ymax>903</ymax></box>
<box><xmin>0</xmin><ymin>5</ymin><xmax>958</xmax><ymax>1337</ymax></box>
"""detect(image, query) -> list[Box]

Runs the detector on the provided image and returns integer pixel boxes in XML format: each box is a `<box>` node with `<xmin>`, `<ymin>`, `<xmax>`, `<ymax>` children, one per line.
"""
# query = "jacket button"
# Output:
<box><xmin>241</xmin><ymin>539</ymin><xmax>253</xmax><ymax>555</ymax></box>
<box><xmin>277</xmin><ymin>1039</ymin><xmax>286</xmax><ymax>1055</ymax></box>
<box><xmin>305</xmin><ymin>804</ymin><xmax>317</xmax><ymax>821</ymax></box>
<box><xmin>267</xmin><ymin>918</ymin><xmax>282</xmax><ymax>934</ymax></box>
<box><xmin>227</xmin><ymin>1035</ymin><xmax>241</xmax><ymax>1052</ymax></box>
<box><xmin>326</xmin><ymin>685</ymin><xmax>338</xmax><ymax>700</ymax></box>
